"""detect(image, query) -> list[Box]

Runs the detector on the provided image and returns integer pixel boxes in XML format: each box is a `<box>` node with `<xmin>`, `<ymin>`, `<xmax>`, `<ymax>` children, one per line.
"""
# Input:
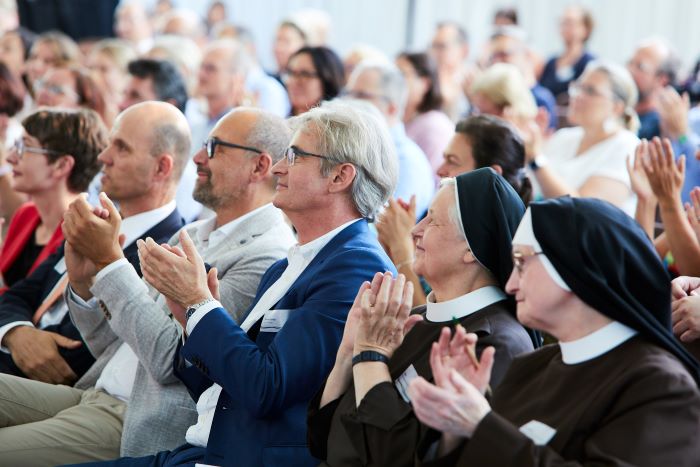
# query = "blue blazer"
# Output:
<box><xmin>0</xmin><ymin>208</ymin><xmax>184</xmax><ymax>379</ymax></box>
<box><xmin>176</xmin><ymin>220</ymin><xmax>396</xmax><ymax>467</ymax></box>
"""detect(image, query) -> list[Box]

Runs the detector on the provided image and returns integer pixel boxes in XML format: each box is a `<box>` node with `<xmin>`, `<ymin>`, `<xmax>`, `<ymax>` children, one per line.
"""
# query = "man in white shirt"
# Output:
<box><xmin>0</xmin><ymin>101</ymin><xmax>191</xmax><ymax>466</ymax></box>
<box><xmin>89</xmin><ymin>99</ymin><xmax>399</xmax><ymax>467</ymax></box>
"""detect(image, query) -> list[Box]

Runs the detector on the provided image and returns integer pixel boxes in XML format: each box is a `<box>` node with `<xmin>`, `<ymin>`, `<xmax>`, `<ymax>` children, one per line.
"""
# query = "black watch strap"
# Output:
<box><xmin>352</xmin><ymin>350</ymin><xmax>390</xmax><ymax>366</ymax></box>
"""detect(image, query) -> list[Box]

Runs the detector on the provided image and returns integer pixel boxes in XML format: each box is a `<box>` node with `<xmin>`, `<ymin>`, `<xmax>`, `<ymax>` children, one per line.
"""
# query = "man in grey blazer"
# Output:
<box><xmin>0</xmin><ymin>107</ymin><xmax>296</xmax><ymax>466</ymax></box>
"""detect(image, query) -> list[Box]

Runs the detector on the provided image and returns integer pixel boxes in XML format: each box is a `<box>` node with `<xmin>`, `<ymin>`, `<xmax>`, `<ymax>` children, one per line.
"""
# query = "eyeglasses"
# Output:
<box><xmin>284</xmin><ymin>145</ymin><xmax>326</xmax><ymax>166</ymax></box>
<box><xmin>512</xmin><ymin>249</ymin><xmax>544</xmax><ymax>273</ymax></box>
<box><xmin>282</xmin><ymin>68</ymin><xmax>319</xmax><ymax>82</ymax></box>
<box><xmin>568</xmin><ymin>81</ymin><xmax>613</xmax><ymax>100</ymax></box>
<box><xmin>204</xmin><ymin>137</ymin><xmax>263</xmax><ymax>159</ymax></box>
<box><xmin>34</xmin><ymin>79</ymin><xmax>79</xmax><ymax>100</ymax></box>
<box><xmin>627</xmin><ymin>59</ymin><xmax>654</xmax><ymax>75</ymax></box>
<box><xmin>11</xmin><ymin>139</ymin><xmax>62</xmax><ymax>160</ymax></box>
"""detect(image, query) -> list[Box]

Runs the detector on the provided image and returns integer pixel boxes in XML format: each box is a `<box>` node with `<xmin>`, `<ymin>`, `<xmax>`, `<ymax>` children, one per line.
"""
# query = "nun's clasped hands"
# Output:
<box><xmin>352</xmin><ymin>272</ymin><xmax>418</xmax><ymax>359</ymax></box>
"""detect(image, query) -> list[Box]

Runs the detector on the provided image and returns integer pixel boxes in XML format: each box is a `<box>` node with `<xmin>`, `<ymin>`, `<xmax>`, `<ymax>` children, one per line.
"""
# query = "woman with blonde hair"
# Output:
<box><xmin>526</xmin><ymin>60</ymin><xmax>640</xmax><ymax>216</ymax></box>
<box><xmin>470</xmin><ymin>62</ymin><xmax>537</xmax><ymax>120</ymax></box>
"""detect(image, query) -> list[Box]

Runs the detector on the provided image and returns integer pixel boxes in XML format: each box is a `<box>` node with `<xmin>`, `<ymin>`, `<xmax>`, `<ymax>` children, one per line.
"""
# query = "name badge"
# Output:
<box><xmin>54</xmin><ymin>257</ymin><xmax>67</xmax><ymax>274</ymax></box>
<box><xmin>519</xmin><ymin>420</ymin><xmax>556</xmax><ymax>446</ymax></box>
<box><xmin>260</xmin><ymin>309</ymin><xmax>290</xmax><ymax>333</ymax></box>
<box><xmin>394</xmin><ymin>364</ymin><xmax>419</xmax><ymax>403</ymax></box>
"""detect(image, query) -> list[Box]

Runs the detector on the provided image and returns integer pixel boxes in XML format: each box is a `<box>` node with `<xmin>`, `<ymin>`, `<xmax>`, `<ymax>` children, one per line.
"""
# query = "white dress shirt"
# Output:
<box><xmin>184</xmin><ymin>218</ymin><xmax>361</xmax><ymax>448</ymax></box>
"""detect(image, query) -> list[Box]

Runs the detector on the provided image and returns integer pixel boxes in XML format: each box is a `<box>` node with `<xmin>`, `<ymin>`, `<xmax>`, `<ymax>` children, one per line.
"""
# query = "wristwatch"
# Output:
<box><xmin>185</xmin><ymin>298</ymin><xmax>215</xmax><ymax>321</ymax></box>
<box><xmin>352</xmin><ymin>350</ymin><xmax>390</xmax><ymax>366</ymax></box>
<box><xmin>528</xmin><ymin>156</ymin><xmax>548</xmax><ymax>172</ymax></box>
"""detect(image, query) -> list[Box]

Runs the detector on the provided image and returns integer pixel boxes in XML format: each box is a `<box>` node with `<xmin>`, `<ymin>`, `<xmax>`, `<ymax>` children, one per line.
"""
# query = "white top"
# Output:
<box><xmin>425</xmin><ymin>286</ymin><xmax>506</xmax><ymax>323</ymax></box>
<box><xmin>560</xmin><ymin>321</ymin><xmax>638</xmax><ymax>364</ymax></box>
<box><xmin>0</xmin><ymin>201</ymin><xmax>177</xmax><ymax>354</ymax></box>
<box><xmin>539</xmin><ymin>127</ymin><xmax>639</xmax><ymax>216</ymax></box>
<box><xmin>184</xmin><ymin>218</ymin><xmax>363</xmax><ymax>448</ymax></box>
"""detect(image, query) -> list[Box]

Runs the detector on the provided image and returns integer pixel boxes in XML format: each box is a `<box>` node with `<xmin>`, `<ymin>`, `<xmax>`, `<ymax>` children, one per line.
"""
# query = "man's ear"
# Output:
<box><xmin>328</xmin><ymin>162</ymin><xmax>357</xmax><ymax>193</ymax></box>
<box><xmin>154</xmin><ymin>153</ymin><xmax>175</xmax><ymax>181</ymax></box>
<box><xmin>250</xmin><ymin>152</ymin><xmax>273</xmax><ymax>182</ymax></box>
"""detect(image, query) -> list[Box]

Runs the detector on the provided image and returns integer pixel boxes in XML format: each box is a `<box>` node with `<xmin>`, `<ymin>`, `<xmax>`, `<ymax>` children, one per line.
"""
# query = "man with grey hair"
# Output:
<box><xmin>89</xmin><ymin>99</ymin><xmax>398</xmax><ymax>466</ymax></box>
<box><xmin>49</xmin><ymin>107</ymin><xmax>295</xmax><ymax>465</ymax></box>
<box><xmin>627</xmin><ymin>37</ymin><xmax>700</xmax><ymax>203</ymax></box>
<box><xmin>346</xmin><ymin>61</ymin><xmax>435</xmax><ymax>218</ymax></box>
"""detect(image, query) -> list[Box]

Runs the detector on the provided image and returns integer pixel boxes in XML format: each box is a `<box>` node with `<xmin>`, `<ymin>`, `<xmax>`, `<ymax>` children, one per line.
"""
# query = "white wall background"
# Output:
<box><xmin>158</xmin><ymin>0</ymin><xmax>700</xmax><ymax>75</ymax></box>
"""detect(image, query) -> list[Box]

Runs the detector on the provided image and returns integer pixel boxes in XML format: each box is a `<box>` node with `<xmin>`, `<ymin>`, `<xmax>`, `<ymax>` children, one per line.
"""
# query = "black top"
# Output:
<box><xmin>3</xmin><ymin>232</ymin><xmax>43</xmax><ymax>287</ymax></box>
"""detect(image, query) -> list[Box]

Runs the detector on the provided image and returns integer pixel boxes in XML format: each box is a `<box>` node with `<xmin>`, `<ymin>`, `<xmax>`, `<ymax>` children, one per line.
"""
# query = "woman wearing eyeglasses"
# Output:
<box><xmin>0</xmin><ymin>108</ymin><xmax>107</xmax><ymax>293</ymax></box>
<box><xmin>34</xmin><ymin>65</ymin><xmax>112</xmax><ymax>127</ymax></box>
<box><xmin>283</xmin><ymin>46</ymin><xmax>344</xmax><ymax>116</ymax></box>
<box><xmin>409</xmin><ymin>197</ymin><xmax>700</xmax><ymax>466</ymax></box>
<box><xmin>526</xmin><ymin>61</ymin><xmax>639</xmax><ymax>216</ymax></box>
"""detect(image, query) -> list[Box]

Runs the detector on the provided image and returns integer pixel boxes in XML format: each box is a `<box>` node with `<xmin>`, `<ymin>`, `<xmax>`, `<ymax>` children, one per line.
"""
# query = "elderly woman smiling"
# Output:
<box><xmin>409</xmin><ymin>197</ymin><xmax>700</xmax><ymax>466</ymax></box>
<box><xmin>307</xmin><ymin>168</ymin><xmax>536</xmax><ymax>467</ymax></box>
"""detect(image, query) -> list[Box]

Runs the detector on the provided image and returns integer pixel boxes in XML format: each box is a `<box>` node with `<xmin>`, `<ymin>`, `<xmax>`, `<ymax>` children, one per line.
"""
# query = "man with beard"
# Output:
<box><xmin>0</xmin><ymin>107</ymin><xmax>295</xmax><ymax>466</ymax></box>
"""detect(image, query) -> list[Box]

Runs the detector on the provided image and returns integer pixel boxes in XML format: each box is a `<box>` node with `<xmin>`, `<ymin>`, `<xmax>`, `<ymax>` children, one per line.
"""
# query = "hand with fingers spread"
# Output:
<box><xmin>137</xmin><ymin>229</ymin><xmax>212</xmax><ymax>316</ymax></box>
<box><xmin>376</xmin><ymin>197</ymin><xmax>416</xmax><ymax>267</ymax></box>
<box><xmin>62</xmin><ymin>192</ymin><xmax>124</xmax><ymax>270</ymax></box>
<box><xmin>2</xmin><ymin>326</ymin><xmax>82</xmax><ymax>384</ymax></box>
<box><xmin>431</xmin><ymin>325</ymin><xmax>494</xmax><ymax>396</ymax></box>
<box><xmin>628</xmin><ymin>140</ymin><xmax>656</xmax><ymax>204</ymax></box>
<box><xmin>684</xmin><ymin>187</ymin><xmax>700</xmax><ymax>243</ymax></box>
<box><xmin>408</xmin><ymin>369</ymin><xmax>491</xmax><ymax>439</ymax></box>
<box><xmin>353</xmin><ymin>272</ymin><xmax>416</xmax><ymax>359</ymax></box>
<box><xmin>642</xmin><ymin>137</ymin><xmax>685</xmax><ymax>208</ymax></box>
<box><xmin>336</xmin><ymin>272</ymin><xmax>384</xmax><ymax>362</ymax></box>
<box><xmin>658</xmin><ymin>86</ymin><xmax>690</xmax><ymax>139</ymax></box>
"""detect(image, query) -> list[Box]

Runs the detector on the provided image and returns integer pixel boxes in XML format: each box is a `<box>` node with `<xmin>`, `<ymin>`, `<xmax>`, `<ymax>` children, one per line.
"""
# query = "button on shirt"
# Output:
<box><xmin>183</xmin><ymin>218</ymin><xmax>362</xmax><ymax>448</ymax></box>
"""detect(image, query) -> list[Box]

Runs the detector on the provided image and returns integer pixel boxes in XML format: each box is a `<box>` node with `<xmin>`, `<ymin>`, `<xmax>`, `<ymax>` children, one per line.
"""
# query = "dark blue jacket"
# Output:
<box><xmin>175</xmin><ymin>220</ymin><xmax>396</xmax><ymax>467</ymax></box>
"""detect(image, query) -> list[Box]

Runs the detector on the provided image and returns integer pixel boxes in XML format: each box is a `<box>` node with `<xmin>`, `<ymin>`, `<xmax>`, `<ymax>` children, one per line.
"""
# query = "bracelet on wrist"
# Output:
<box><xmin>185</xmin><ymin>297</ymin><xmax>215</xmax><ymax>321</ymax></box>
<box><xmin>352</xmin><ymin>350</ymin><xmax>390</xmax><ymax>366</ymax></box>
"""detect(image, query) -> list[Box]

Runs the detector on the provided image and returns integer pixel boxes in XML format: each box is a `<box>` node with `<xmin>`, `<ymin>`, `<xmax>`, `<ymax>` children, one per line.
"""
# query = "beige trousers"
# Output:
<box><xmin>0</xmin><ymin>373</ymin><xmax>125</xmax><ymax>466</ymax></box>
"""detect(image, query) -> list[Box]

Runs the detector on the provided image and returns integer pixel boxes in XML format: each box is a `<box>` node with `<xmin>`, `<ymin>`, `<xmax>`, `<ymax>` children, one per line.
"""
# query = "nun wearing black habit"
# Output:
<box><xmin>306</xmin><ymin>168</ymin><xmax>537</xmax><ymax>467</ymax></box>
<box><xmin>409</xmin><ymin>196</ymin><xmax>700</xmax><ymax>467</ymax></box>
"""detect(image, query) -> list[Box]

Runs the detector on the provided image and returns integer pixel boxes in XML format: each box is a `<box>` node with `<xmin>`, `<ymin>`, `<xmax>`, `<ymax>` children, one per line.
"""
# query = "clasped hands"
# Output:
<box><xmin>62</xmin><ymin>192</ymin><xmax>125</xmax><ymax>299</ymax></box>
<box><xmin>671</xmin><ymin>275</ymin><xmax>700</xmax><ymax>343</ymax></box>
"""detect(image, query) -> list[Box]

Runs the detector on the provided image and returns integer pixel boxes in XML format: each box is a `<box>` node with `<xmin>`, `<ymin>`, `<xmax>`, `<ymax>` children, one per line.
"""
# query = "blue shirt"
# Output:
<box><xmin>390</xmin><ymin>123</ymin><xmax>435</xmax><ymax>218</ymax></box>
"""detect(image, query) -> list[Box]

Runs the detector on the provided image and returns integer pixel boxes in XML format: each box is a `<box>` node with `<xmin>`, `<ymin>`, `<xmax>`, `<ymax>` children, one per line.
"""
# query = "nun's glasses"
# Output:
<box><xmin>512</xmin><ymin>248</ymin><xmax>544</xmax><ymax>273</ymax></box>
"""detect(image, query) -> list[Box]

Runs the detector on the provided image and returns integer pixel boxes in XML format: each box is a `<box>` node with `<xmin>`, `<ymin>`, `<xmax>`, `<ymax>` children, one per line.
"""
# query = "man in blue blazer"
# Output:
<box><xmin>73</xmin><ymin>99</ymin><xmax>401</xmax><ymax>467</ymax></box>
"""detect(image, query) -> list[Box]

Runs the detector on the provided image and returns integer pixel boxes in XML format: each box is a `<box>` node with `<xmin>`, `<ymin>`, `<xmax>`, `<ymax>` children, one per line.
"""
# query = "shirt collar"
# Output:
<box><xmin>560</xmin><ymin>321</ymin><xmax>638</xmax><ymax>365</ymax></box>
<box><xmin>287</xmin><ymin>218</ymin><xmax>362</xmax><ymax>264</ymax></box>
<box><xmin>120</xmin><ymin>201</ymin><xmax>176</xmax><ymax>248</ymax></box>
<box><xmin>425</xmin><ymin>286</ymin><xmax>507</xmax><ymax>323</ymax></box>
<box><xmin>197</xmin><ymin>203</ymin><xmax>273</xmax><ymax>250</ymax></box>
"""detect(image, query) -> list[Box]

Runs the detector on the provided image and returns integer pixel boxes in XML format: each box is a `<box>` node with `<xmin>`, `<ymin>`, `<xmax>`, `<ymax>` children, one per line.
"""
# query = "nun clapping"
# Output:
<box><xmin>409</xmin><ymin>197</ymin><xmax>700</xmax><ymax>467</ymax></box>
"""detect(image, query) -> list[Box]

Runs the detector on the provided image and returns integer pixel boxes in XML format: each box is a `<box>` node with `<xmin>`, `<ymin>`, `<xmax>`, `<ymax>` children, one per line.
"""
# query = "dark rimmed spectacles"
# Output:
<box><xmin>204</xmin><ymin>137</ymin><xmax>263</xmax><ymax>159</ymax></box>
<box><xmin>12</xmin><ymin>139</ymin><xmax>63</xmax><ymax>160</ymax></box>
<box><xmin>284</xmin><ymin>145</ymin><xmax>326</xmax><ymax>166</ymax></box>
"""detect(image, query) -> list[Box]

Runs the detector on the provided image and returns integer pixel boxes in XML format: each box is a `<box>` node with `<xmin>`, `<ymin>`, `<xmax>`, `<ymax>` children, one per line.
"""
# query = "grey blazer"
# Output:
<box><xmin>67</xmin><ymin>204</ymin><xmax>296</xmax><ymax>456</ymax></box>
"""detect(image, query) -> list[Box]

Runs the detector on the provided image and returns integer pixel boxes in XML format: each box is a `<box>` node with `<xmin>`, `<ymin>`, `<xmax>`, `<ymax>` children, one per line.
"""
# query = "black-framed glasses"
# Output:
<box><xmin>284</xmin><ymin>145</ymin><xmax>326</xmax><ymax>166</ymax></box>
<box><xmin>281</xmin><ymin>68</ymin><xmax>320</xmax><ymax>82</ymax></box>
<box><xmin>11</xmin><ymin>139</ymin><xmax>63</xmax><ymax>160</ymax></box>
<box><xmin>204</xmin><ymin>137</ymin><xmax>263</xmax><ymax>159</ymax></box>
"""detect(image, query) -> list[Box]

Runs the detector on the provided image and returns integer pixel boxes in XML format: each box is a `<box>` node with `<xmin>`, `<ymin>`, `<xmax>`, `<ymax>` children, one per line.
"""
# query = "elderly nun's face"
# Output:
<box><xmin>506</xmin><ymin>244</ymin><xmax>572</xmax><ymax>333</ymax></box>
<box><xmin>411</xmin><ymin>185</ymin><xmax>470</xmax><ymax>284</ymax></box>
